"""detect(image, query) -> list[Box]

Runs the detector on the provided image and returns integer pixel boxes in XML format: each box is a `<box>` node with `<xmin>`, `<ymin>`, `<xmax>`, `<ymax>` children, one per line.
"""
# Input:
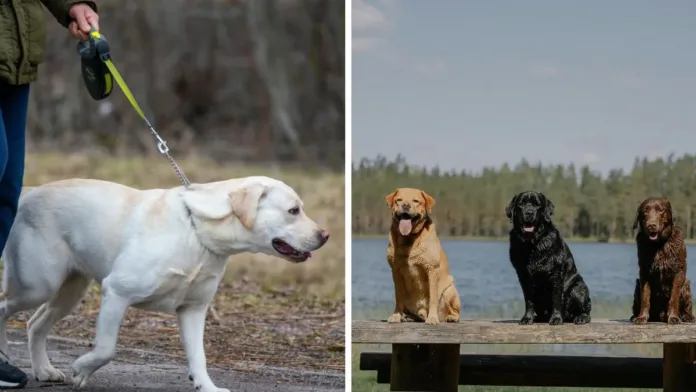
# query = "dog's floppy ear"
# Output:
<box><xmin>540</xmin><ymin>192</ymin><xmax>555</xmax><ymax>223</ymax></box>
<box><xmin>182</xmin><ymin>185</ymin><xmax>234</xmax><ymax>220</ymax></box>
<box><xmin>505</xmin><ymin>194</ymin><xmax>520</xmax><ymax>221</ymax></box>
<box><xmin>385</xmin><ymin>190</ymin><xmax>399</xmax><ymax>208</ymax></box>
<box><xmin>421</xmin><ymin>191</ymin><xmax>436</xmax><ymax>213</ymax></box>
<box><xmin>229</xmin><ymin>183</ymin><xmax>269</xmax><ymax>230</ymax></box>
<box><xmin>666</xmin><ymin>200</ymin><xmax>675</xmax><ymax>225</ymax></box>
<box><xmin>632</xmin><ymin>200</ymin><xmax>646</xmax><ymax>231</ymax></box>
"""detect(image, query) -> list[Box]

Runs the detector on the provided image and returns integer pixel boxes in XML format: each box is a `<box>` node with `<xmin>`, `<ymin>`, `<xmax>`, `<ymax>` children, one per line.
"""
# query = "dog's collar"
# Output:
<box><xmin>183</xmin><ymin>203</ymin><xmax>226</xmax><ymax>258</ymax></box>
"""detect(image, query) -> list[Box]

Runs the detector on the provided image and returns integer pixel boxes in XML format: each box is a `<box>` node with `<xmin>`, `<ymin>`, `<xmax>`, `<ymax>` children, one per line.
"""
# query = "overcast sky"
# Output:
<box><xmin>352</xmin><ymin>0</ymin><xmax>696</xmax><ymax>175</ymax></box>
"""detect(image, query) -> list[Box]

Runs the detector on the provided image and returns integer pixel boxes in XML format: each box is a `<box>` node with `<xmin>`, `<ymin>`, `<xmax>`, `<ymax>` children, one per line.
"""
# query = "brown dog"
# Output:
<box><xmin>631</xmin><ymin>197</ymin><xmax>695</xmax><ymax>324</ymax></box>
<box><xmin>384</xmin><ymin>188</ymin><xmax>461</xmax><ymax>325</ymax></box>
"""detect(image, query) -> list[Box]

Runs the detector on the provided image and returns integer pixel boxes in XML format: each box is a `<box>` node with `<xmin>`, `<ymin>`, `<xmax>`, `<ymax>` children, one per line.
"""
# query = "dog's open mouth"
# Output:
<box><xmin>272</xmin><ymin>238</ymin><xmax>311</xmax><ymax>262</ymax></box>
<box><xmin>395</xmin><ymin>213</ymin><xmax>417</xmax><ymax>236</ymax></box>
<box><xmin>648</xmin><ymin>231</ymin><xmax>659</xmax><ymax>240</ymax></box>
<box><xmin>523</xmin><ymin>224</ymin><xmax>535</xmax><ymax>233</ymax></box>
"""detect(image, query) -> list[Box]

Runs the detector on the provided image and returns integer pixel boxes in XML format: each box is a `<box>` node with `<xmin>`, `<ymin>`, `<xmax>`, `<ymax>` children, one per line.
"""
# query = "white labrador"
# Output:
<box><xmin>0</xmin><ymin>176</ymin><xmax>329</xmax><ymax>391</ymax></box>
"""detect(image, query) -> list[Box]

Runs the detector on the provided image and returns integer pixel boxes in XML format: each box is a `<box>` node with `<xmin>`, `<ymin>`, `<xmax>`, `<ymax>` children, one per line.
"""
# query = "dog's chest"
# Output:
<box><xmin>649</xmin><ymin>256</ymin><xmax>678</xmax><ymax>288</ymax></box>
<box><xmin>132</xmin><ymin>263</ymin><xmax>223</xmax><ymax>312</ymax></box>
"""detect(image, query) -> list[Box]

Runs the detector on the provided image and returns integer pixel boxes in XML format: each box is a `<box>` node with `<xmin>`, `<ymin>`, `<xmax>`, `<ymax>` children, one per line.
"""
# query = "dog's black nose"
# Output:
<box><xmin>646</xmin><ymin>224</ymin><xmax>657</xmax><ymax>232</ymax></box>
<box><xmin>318</xmin><ymin>229</ymin><xmax>330</xmax><ymax>244</ymax></box>
<box><xmin>401</xmin><ymin>203</ymin><xmax>411</xmax><ymax>210</ymax></box>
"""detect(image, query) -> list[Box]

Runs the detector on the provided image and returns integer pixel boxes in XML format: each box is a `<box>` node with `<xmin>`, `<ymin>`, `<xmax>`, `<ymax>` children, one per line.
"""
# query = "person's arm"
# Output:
<box><xmin>41</xmin><ymin>1</ymin><xmax>97</xmax><ymax>28</ymax></box>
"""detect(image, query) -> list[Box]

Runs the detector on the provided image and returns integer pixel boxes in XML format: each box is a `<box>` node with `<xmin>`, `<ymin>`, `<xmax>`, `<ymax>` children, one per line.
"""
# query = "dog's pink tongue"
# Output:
<box><xmin>398</xmin><ymin>219</ymin><xmax>412</xmax><ymax>236</ymax></box>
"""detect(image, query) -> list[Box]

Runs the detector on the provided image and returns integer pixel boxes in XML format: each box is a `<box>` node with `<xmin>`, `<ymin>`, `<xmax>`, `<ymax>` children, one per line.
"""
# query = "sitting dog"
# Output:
<box><xmin>630</xmin><ymin>197</ymin><xmax>695</xmax><ymax>324</ymax></box>
<box><xmin>506</xmin><ymin>191</ymin><xmax>591</xmax><ymax>325</ymax></box>
<box><xmin>0</xmin><ymin>177</ymin><xmax>329</xmax><ymax>391</ymax></box>
<box><xmin>384</xmin><ymin>188</ymin><xmax>460</xmax><ymax>325</ymax></box>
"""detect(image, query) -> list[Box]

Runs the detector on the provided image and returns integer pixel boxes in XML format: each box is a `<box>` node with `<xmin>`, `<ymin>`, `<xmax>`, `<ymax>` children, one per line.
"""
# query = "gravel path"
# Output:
<box><xmin>2</xmin><ymin>329</ymin><xmax>344</xmax><ymax>392</ymax></box>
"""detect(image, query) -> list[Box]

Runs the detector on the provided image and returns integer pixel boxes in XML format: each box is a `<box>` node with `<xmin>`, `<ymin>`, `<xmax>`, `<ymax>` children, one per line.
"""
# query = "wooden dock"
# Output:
<box><xmin>353</xmin><ymin>319</ymin><xmax>696</xmax><ymax>391</ymax></box>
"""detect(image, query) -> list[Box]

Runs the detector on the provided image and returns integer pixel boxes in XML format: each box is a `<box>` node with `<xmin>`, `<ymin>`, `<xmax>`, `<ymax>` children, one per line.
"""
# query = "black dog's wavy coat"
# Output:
<box><xmin>506</xmin><ymin>191</ymin><xmax>592</xmax><ymax>325</ymax></box>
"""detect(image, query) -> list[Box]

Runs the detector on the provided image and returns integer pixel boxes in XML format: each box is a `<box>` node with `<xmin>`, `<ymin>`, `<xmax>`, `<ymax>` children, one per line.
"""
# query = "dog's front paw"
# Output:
<box><xmin>445</xmin><ymin>315</ymin><xmax>459</xmax><ymax>323</ymax></box>
<box><xmin>387</xmin><ymin>313</ymin><xmax>402</xmax><ymax>323</ymax></box>
<box><xmin>682</xmin><ymin>313</ymin><xmax>696</xmax><ymax>323</ymax></box>
<box><xmin>197</xmin><ymin>384</ymin><xmax>230</xmax><ymax>392</ymax></box>
<box><xmin>573</xmin><ymin>314</ymin><xmax>590</xmax><ymax>325</ymax></box>
<box><xmin>425</xmin><ymin>315</ymin><xmax>440</xmax><ymax>325</ymax></box>
<box><xmin>632</xmin><ymin>315</ymin><xmax>648</xmax><ymax>325</ymax></box>
<box><xmin>519</xmin><ymin>314</ymin><xmax>535</xmax><ymax>325</ymax></box>
<box><xmin>668</xmin><ymin>315</ymin><xmax>681</xmax><ymax>325</ymax></box>
<box><xmin>71</xmin><ymin>365</ymin><xmax>92</xmax><ymax>389</ymax></box>
<box><xmin>34</xmin><ymin>364</ymin><xmax>66</xmax><ymax>383</ymax></box>
<box><xmin>548</xmin><ymin>313</ymin><xmax>563</xmax><ymax>325</ymax></box>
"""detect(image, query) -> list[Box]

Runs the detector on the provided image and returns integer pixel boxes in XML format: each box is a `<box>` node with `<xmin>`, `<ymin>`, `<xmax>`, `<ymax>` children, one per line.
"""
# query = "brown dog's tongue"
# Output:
<box><xmin>399</xmin><ymin>219</ymin><xmax>412</xmax><ymax>236</ymax></box>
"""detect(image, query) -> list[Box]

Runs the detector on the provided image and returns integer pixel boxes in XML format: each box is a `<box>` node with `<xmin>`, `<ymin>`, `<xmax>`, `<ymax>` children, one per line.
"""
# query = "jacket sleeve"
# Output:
<box><xmin>40</xmin><ymin>1</ymin><xmax>98</xmax><ymax>28</ymax></box>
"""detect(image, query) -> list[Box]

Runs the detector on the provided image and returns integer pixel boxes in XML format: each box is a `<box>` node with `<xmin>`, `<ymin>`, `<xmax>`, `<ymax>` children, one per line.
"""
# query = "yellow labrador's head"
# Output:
<box><xmin>182</xmin><ymin>176</ymin><xmax>329</xmax><ymax>262</ymax></box>
<box><xmin>385</xmin><ymin>188</ymin><xmax>435</xmax><ymax>236</ymax></box>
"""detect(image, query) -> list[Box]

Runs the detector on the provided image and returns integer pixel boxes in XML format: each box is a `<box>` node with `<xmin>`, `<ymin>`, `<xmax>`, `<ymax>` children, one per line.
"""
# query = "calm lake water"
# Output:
<box><xmin>352</xmin><ymin>238</ymin><xmax>696</xmax><ymax>317</ymax></box>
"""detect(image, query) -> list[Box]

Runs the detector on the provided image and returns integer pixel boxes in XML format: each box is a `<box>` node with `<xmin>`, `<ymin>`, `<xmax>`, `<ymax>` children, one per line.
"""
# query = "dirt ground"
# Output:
<box><xmin>4</xmin><ymin>329</ymin><xmax>344</xmax><ymax>392</ymax></box>
<box><xmin>2</xmin><ymin>280</ymin><xmax>345</xmax><ymax>392</ymax></box>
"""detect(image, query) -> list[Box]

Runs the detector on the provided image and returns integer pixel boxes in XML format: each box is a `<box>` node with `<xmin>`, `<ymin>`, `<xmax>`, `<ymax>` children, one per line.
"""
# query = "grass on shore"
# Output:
<box><xmin>5</xmin><ymin>152</ymin><xmax>345</xmax><ymax>373</ymax></box>
<box><xmin>352</xmin><ymin>301</ymin><xmax>666</xmax><ymax>392</ymax></box>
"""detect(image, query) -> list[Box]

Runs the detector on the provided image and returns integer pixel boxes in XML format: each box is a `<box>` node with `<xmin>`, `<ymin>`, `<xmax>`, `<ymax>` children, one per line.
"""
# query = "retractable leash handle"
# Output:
<box><xmin>76</xmin><ymin>27</ymin><xmax>113</xmax><ymax>100</ymax></box>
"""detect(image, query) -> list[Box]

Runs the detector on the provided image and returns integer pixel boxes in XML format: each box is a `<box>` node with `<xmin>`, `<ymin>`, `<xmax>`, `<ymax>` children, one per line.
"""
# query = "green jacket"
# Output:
<box><xmin>0</xmin><ymin>0</ymin><xmax>97</xmax><ymax>85</ymax></box>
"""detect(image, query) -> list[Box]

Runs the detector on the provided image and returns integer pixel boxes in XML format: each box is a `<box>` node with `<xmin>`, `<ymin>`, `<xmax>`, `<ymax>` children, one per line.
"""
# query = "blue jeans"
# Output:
<box><xmin>0</xmin><ymin>82</ymin><xmax>29</xmax><ymax>255</ymax></box>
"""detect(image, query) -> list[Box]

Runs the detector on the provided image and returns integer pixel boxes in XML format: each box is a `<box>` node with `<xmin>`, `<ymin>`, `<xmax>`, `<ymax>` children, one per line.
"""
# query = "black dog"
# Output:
<box><xmin>505</xmin><ymin>191</ymin><xmax>592</xmax><ymax>325</ymax></box>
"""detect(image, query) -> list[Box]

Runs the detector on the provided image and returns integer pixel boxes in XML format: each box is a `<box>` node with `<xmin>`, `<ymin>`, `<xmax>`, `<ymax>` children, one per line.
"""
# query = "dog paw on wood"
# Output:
<box><xmin>387</xmin><ymin>313</ymin><xmax>402</xmax><ymax>323</ymax></box>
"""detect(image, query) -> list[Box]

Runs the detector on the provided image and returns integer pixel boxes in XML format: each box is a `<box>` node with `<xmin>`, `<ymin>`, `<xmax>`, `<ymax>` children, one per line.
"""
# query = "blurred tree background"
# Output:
<box><xmin>352</xmin><ymin>154</ymin><xmax>696</xmax><ymax>242</ymax></box>
<box><xmin>29</xmin><ymin>0</ymin><xmax>344</xmax><ymax>169</ymax></box>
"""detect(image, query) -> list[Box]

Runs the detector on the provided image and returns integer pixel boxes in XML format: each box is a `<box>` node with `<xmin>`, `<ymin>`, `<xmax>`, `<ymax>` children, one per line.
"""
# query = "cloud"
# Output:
<box><xmin>579</xmin><ymin>152</ymin><xmax>600</xmax><ymax>165</ymax></box>
<box><xmin>618</xmin><ymin>73</ymin><xmax>648</xmax><ymax>89</ymax></box>
<box><xmin>529</xmin><ymin>64</ymin><xmax>561</xmax><ymax>78</ymax></box>
<box><xmin>412</xmin><ymin>60</ymin><xmax>449</xmax><ymax>76</ymax></box>
<box><xmin>353</xmin><ymin>37</ymin><xmax>380</xmax><ymax>52</ymax></box>
<box><xmin>352</xmin><ymin>0</ymin><xmax>394</xmax><ymax>53</ymax></box>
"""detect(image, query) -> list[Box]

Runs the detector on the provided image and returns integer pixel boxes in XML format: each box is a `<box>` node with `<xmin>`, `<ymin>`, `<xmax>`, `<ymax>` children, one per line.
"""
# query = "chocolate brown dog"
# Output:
<box><xmin>385</xmin><ymin>188</ymin><xmax>460</xmax><ymax>325</ymax></box>
<box><xmin>631</xmin><ymin>197</ymin><xmax>695</xmax><ymax>324</ymax></box>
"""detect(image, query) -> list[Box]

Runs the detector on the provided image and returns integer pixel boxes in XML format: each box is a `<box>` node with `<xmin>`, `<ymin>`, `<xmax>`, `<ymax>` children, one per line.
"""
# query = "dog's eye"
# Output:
<box><xmin>412</xmin><ymin>199</ymin><xmax>419</xmax><ymax>203</ymax></box>
<box><xmin>288</xmin><ymin>207</ymin><xmax>300</xmax><ymax>215</ymax></box>
<box><xmin>396</xmin><ymin>198</ymin><xmax>402</xmax><ymax>202</ymax></box>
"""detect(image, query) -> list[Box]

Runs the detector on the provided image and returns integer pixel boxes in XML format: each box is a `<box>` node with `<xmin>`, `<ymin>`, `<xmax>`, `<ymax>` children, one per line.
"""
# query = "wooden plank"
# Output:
<box><xmin>353</xmin><ymin>319</ymin><xmax>696</xmax><ymax>344</ymax></box>
<box><xmin>361</xmin><ymin>352</ymin><xmax>662</xmax><ymax>388</ymax></box>
<box><xmin>390</xmin><ymin>344</ymin><xmax>459</xmax><ymax>392</ymax></box>
<box><xmin>663</xmin><ymin>343</ymin><xmax>696</xmax><ymax>392</ymax></box>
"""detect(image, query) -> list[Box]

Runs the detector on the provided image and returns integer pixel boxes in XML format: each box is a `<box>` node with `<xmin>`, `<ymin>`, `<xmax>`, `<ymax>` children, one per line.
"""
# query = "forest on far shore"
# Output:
<box><xmin>352</xmin><ymin>153</ymin><xmax>696</xmax><ymax>242</ymax></box>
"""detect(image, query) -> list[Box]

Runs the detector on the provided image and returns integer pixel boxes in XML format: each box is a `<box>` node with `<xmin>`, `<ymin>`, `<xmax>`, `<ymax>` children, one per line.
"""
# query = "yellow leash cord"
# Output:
<box><xmin>86</xmin><ymin>29</ymin><xmax>191</xmax><ymax>187</ymax></box>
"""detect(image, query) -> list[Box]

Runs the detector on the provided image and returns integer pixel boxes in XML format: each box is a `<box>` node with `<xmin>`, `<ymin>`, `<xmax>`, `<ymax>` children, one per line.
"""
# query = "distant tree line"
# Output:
<box><xmin>352</xmin><ymin>154</ymin><xmax>696</xmax><ymax>241</ymax></box>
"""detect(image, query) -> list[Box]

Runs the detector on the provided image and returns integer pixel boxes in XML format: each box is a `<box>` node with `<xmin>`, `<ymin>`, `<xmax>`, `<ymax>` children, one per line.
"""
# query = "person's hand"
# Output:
<box><xmin>68</xmin><ymin>3</ymin><xmax>99</xmax><ymax>41</ymax></box>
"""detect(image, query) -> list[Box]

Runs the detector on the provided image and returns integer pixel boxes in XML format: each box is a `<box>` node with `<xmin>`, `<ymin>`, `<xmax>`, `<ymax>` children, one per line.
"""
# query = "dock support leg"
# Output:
<box><xmin>390</xmin><ymin>343</ymin><xmax>460</xmax><ymax>392</ymax></box>
<box><xmin>663</xmin><ymin>343</ymin><xmax>696</xmax><ymax>392</ymax></box>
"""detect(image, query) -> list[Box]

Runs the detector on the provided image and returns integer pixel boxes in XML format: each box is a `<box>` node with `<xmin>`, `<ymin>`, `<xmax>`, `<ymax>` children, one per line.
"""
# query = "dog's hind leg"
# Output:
<box><xmin>564</xmin><ymin>279</ymin><xmax>591</xmax><ymax>325</ymax></box>
<box><xmin>0</xmin><ymin>289</ymin><xmax>58</xmax><ymax>357</ymax></box>
<box><xmin>630</xmin><ymin>279</ymin><xmax>641</xmax><ymax>322</ymax></box>
<box><xmin>440</xmin><ymin>284</ymin><xmax>461</xmax><ymax>323</ymax></box>
<box><xmin>30</xmin><ymin>273</ymin><xmax>91</xmax><ymax>382</ymax></box>
<box><xmin>679</xmin><ymin>279</ymin><xmax>695</xmax><ymax>323</ymax></box>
